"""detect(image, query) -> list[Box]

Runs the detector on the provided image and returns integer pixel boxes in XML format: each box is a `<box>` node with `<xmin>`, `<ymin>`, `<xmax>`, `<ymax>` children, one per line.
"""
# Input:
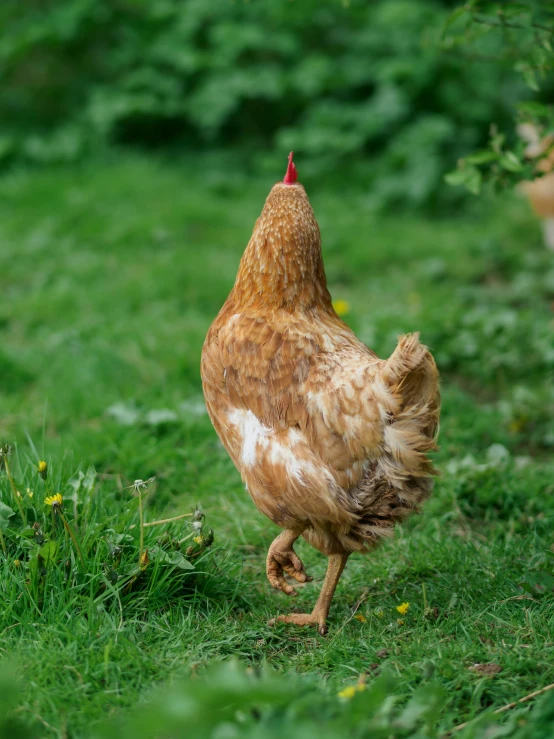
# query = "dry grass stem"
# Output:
<box><xmin>142</xmin><ymin>512</ymin><xmax>193</xmax><ymax>527</ymax></box>
<box><xmin>448</xmin><ymin>682</ymin><xmax>554</xmax><ymax>735</ymax></box>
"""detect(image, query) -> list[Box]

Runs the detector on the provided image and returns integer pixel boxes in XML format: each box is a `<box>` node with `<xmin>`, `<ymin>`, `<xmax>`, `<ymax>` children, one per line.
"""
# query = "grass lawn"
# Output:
<box><xmin>1</xmin><ymin>154</ymin><xmax>554</xmax><ymax>738</ymax></box>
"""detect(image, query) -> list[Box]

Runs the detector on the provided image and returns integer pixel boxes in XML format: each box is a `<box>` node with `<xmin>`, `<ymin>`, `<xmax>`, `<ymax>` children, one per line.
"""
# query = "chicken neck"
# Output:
<box><xmin>231</xmin><ymin>182</ymin><xmax>333</xmax><ymax>312</ymax></box>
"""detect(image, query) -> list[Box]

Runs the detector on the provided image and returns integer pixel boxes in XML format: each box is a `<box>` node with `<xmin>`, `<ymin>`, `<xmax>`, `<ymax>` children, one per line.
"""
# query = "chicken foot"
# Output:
<box><xmin>266</xmin><ymin>529</ymin><xmax>312</xmax><ymax>596</ymax></box>
<box><xmin>269</xmin><ymin>552</ymin><xmax>349</xmax><ymax>636</ymax></box>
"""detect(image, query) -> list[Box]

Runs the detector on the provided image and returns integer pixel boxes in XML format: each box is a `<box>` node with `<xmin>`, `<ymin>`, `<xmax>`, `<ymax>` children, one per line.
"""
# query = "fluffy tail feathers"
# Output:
<box><xmin>382</xmin><ymin>333</ymin><xmax>439</xmax><ymax>419</ymax></box>
<box><xmin>379</xmin><ymin>332</ymin><xmax>440</xmax><ymax>476</ymax></box>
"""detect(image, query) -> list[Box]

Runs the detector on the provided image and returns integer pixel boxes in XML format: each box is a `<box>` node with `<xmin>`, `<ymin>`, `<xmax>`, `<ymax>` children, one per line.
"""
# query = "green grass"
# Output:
<box><xmin>0</xmin><ymin>154</ymin><xmax>554</xmax><ymax>738</ymax></box>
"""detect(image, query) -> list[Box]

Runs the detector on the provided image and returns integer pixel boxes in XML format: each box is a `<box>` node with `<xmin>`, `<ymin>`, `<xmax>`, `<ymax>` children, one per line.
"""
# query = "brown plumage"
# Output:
<box><xmin>201</xmin><ymin>154</ymin><xmax>440</xmax><ymax>634</ymax></box>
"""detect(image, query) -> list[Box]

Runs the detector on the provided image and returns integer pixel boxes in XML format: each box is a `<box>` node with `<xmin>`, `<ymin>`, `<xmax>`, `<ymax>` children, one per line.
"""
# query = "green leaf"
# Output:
<box><xmin>444</xmin><ymin>165</ymin><xmax>482</xmax><ymax>194</ymax></box>
<box><xmin>522</xmin><ymin>568</ymin><xmax>554</xmax><ymax>591</ymax></box>
<box><xmin>149</xmin><ymin>546</ymin><xmax>195</xmax><ymax>570</ymax></box>
<box><xmin>394</xmin><ymin>684</ymin><xmax>445</xmax><ymax>730</ymax></box>
<box><xmin>82</xmin><ymin>465</ymin><xmax>96</xmax><ymax>495</ymax></box>
<box><xmin>0</xmin><ymin>501</ymin><xmax>15</xmax><ymax>532</ymax></box>
<box><xmin>39</xmin><ymin>540</ymin><xmax>59</xmax><ymax>565</ymax></box>
<box><xmin>111</xmin><ymin>532</ymin><xmax>134</xmax><ymax>546</ymax></box>
<box><xmin>68</xmin><ymin>464</ymin><xmax>96</xmax><ymax>503</ymax></box>
<box><xmin>517</xmin><ymin>64</ymin><xmax>540</xmax><ymax>92</ymax></box>
<box><xmin>501</xmin><ymin>4</ymin><xmax>531</xmax><ymax>20</ymax></box>
<box><xmin>518</xmin><ymin>101</ymin><xmax>552</xmax><ymax>119</ymax></box>
<box><xmin>444</xmin><ymin>168</ymin><xmax>469</xmax><ymax>187</ymax></box>
<box><xmin>442</xmin><ymin>6</ymin><xmax>470</xmax><ymax>36</ymax></box>
<box><xmin>491</xmin><ymin>132</ymin><xmax>506</xmax><ymax>153</ymax></box>
<box><xmin>466</xmin><ymin>150</ymin><xmax>498</xmax><ymax>165</ymax></box>
<box><xmin>18</xmin><ymin>527</ymin><xmax>37</xmax><ymax>539</ymax></box>
<box><xmin>499</xmin><ymin>151</ymin><xmax>523</xmax><ymax>172</ymax></box>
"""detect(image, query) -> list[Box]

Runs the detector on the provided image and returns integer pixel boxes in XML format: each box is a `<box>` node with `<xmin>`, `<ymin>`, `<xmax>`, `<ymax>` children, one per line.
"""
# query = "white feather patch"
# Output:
<box><xmin>227</xmin><ymin>408</ymin><xmax>271</xmax><ymax>466</ymax></box>
<box><xmin>227</xmin><ymin>409</ymin><xmax>318</xmax><ymax>485</ymax></box>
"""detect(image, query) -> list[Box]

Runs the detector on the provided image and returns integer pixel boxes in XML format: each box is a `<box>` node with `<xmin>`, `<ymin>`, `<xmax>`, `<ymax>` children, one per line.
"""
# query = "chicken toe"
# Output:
<box><xmin>269</xmin><ymin>612</ymin><xmax>328</xmax><ymax>636</ymax></box>
<box><xmin>266</xmin><ymin>530</ymin><xmax>312</xmax><ymax>596</ymax></box>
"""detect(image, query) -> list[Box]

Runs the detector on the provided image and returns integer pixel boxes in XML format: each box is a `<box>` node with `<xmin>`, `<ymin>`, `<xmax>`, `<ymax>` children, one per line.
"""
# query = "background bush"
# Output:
<box><xmin>1</xmin><ymin>0</ymin><xmax>546</xmax><ymax>207</ymax></box>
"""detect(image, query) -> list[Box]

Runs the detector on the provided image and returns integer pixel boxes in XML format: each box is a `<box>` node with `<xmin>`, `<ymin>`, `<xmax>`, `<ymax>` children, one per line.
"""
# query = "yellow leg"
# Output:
<box><xmin>270</xmin><ymin>552</ymin><xmax>349</xmax><ymax>636</ymax></box>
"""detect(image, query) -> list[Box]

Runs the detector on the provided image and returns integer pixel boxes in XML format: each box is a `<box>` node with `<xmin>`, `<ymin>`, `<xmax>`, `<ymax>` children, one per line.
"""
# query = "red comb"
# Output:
<box><xmin>283</xmin><ymin>151</ymin><xmax>298</xmax><ymax>184</ymax></box>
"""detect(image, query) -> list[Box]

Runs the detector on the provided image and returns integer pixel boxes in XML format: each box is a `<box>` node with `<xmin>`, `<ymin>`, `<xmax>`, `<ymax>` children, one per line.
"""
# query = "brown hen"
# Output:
<box><xmin>201</xmin><ymin>153</ymin><xmax>440</xmax><ymax>635</ymax></box>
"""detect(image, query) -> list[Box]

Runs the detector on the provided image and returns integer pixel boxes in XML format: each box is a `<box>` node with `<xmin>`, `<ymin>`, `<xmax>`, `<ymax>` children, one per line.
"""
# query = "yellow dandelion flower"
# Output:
<box><xmin>396</xmin><ymin>602</ymin><xmax>410</xmax><ymax>615</ymax></box>
<box><xmin>332</xmin><ymin>299</ymin><xmax>351</xmax><ymax>317</ymax></box>
<box><xmin>44</xmin><ymin>493</ymin><xmax>63</xmax><ymax>508</ymax></box>
<box><xmin>193</xmin><ymin>535</ymin><xmax>204</xmax><ymax>545</ymax></box>
<box><xmin>338</xmin><ymin>686</ymin><xmax>357</xmax><ymax>700</ymax></box>
<box><xmin>354</xmin><ymin>613</ymin><xmax>366</xmax><ymax>623</ymax></box>
<box><xmin>338</xmin><ymin>683</ymin><xmax>366</xmax><ymax>700</ymax></box>
<box><xmin>37</xmin><ymin>461</ymin><xmax>48</xmax><ymax>479</ymax></box>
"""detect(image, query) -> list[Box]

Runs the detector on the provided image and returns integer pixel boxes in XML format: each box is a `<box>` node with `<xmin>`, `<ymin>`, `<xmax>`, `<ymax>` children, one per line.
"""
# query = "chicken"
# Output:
<box><xmin>201</xmin><ymin>153</ymin><xmax>440</xmax><ymax>635</ymax></box>
<box><xmin>518</xmin><ymin>122</ymin><xmax>554</xmax><ymax>250</ymax></box>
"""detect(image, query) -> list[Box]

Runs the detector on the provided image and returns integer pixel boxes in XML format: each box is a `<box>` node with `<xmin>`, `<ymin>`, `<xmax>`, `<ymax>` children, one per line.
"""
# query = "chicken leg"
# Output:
<box><xmin>269</xmin><ymin>552</ymin><xmax>349</xmax><ymax>636</ymax></box>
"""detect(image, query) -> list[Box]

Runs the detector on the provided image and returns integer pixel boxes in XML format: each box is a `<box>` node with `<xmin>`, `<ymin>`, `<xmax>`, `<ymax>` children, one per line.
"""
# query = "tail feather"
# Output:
<box><xmin>378</xmin><ymin>332</ymin><xmax>440</xmax><ymax>485</ymax></box>
<box><xmin>382</xmin><ymin>332</ymin><xmax>426</xmax><ymax>386</ymax></box>
<box><xmin>382</xmin><ymin>333</ymin><xmax>439</xmax><ymax>429</ymax></box>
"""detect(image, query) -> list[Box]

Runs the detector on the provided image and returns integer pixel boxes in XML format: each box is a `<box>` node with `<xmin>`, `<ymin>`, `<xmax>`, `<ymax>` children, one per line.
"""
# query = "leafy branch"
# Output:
<box><xmin>442</xmin><ymin>1</ymin><xmax>554</xmax><ymax>193</ymax></box>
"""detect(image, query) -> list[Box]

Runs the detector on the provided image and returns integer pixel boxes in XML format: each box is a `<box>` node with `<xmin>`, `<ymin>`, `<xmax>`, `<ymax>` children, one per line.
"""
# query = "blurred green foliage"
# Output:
<box><xmin>95</xmin><ymin>662</ymin><xmax>554</xmax><ymax>739</ymax></box>
<box><xmin>3</xmin><ymin>659</ymin><xmax>554</xmax><ymax>739</ymax></box>
<box><xmin>0</xmin><ymin>0</ymin><xmax>537</xmax><ymax>206</ymax></box>
<box><xmin>442</xmin><ymin>1</ymin><xmax>554</xmax><ymax>193</ymax></box>
<box><xmin>93</xmin><ymin>660</ymin><xmax>553</xmax><ymax>739</ymax></box>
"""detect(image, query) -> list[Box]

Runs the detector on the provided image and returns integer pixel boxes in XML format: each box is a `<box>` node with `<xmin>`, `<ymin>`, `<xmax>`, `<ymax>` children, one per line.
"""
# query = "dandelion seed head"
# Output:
<box><xmin>192</xmin><ymin>507</ymin><xmax>204</xmax><ymax>523</ymax></box>
<box><xmin>0</xmin><ymin>442</ymin><xmax>13</xmax><ymax>469</ymax></box>
<box><xmin>129</xmin><ymin>477</ymin><xmax>155</xmax><ymax>494</ymax></box>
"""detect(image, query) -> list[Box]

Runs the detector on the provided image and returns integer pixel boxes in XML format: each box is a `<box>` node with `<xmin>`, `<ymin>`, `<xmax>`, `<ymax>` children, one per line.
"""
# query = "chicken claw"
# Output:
<box><xmin>269</xmin><ymin>613</ymin><xmax>328</xmax><ymax>636</ymax></box>
<box><xmin>266</xmin><ymin>530</ymin><xmax>312</xmax><ymax>597</ymax></box>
